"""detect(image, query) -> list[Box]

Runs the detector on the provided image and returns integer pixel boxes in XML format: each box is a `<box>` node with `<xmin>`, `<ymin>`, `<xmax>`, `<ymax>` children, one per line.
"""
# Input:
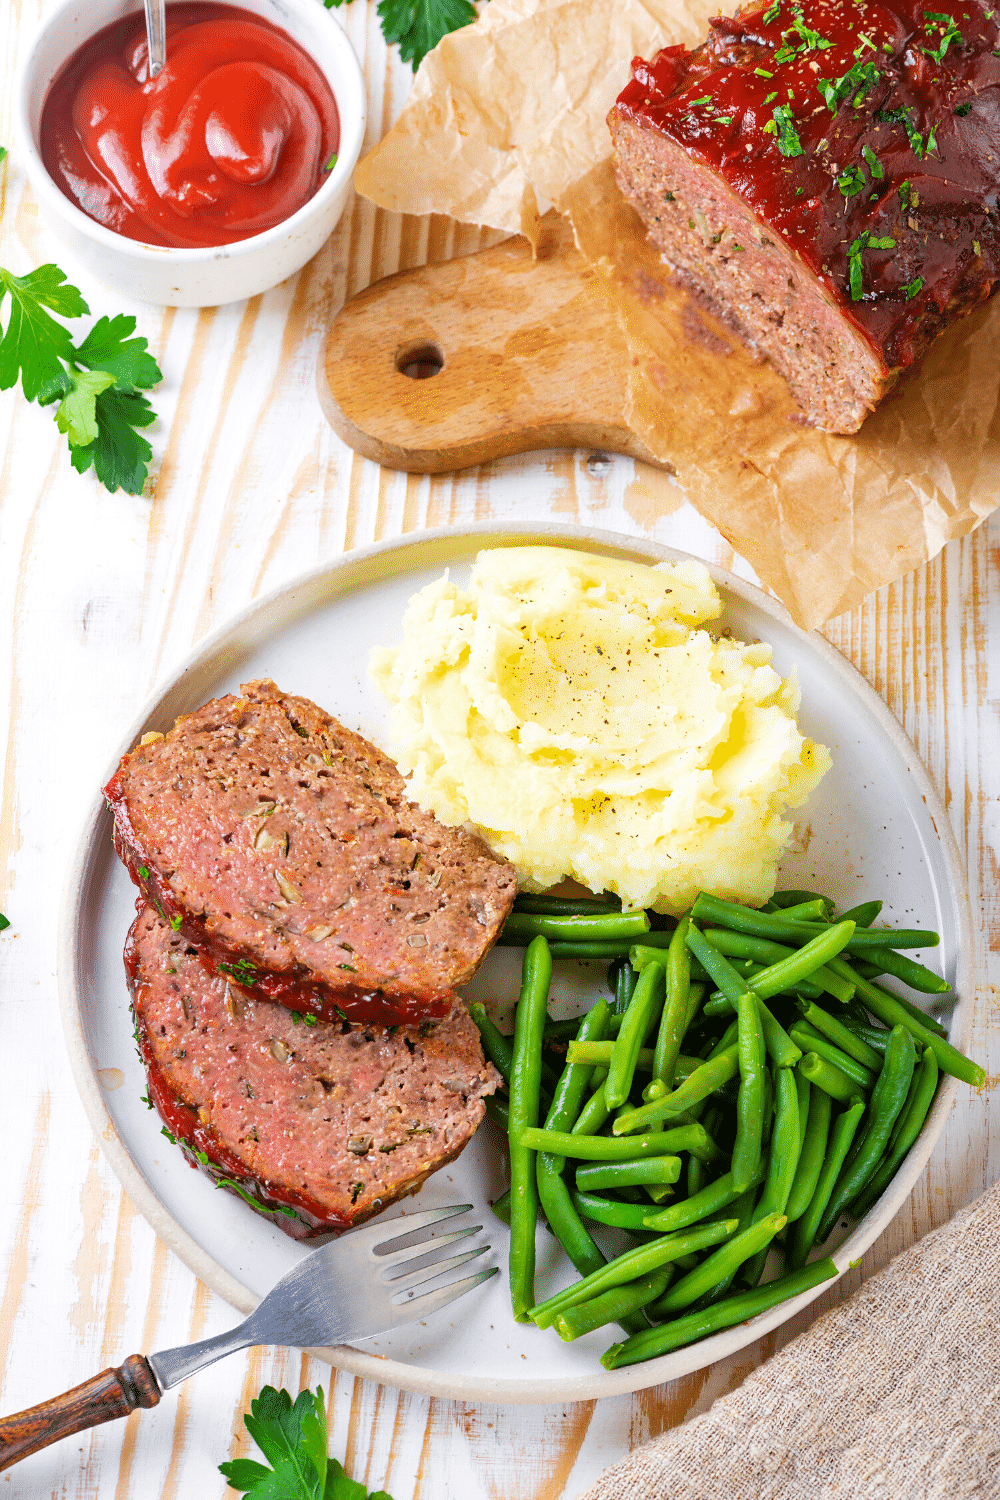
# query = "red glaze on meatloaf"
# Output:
<box><xmin>105</xmin><ymin>679</ymin><xmax>517</xmax><ymax>1027</ymax></box>
<box><xmin>609</xmin><ymin>0</ymin><xmax>1000</xmax><ymax>432</ymax></box>
<box><xmin>127</xmin><ymin>904</ymin><xmax>500</xmax><ymax>1238</ymax></box>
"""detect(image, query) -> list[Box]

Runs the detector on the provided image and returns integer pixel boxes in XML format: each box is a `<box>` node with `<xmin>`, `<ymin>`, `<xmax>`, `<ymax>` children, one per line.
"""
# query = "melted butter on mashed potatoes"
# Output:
<box><xmin>370</xmin><ymin>547</ymin><xmax>831</xmax><ymax>914</ymax></box>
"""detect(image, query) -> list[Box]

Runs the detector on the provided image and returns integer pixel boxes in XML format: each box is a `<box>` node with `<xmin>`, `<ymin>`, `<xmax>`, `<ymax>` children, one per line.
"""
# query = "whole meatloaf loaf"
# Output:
<box><xmin>127</xmin><ymin>904</ymin><xmax>500</xmax><ymax>1238</ymax></box>
<box><xmin>105</xmin><ymin>679</ymin><xmax>517</xmax><ymax>1027</ymax></box>
<box><xmin>608</xmin><ymin>0</ymin><xmax>1000</xmax><ymax>432</ymax></box>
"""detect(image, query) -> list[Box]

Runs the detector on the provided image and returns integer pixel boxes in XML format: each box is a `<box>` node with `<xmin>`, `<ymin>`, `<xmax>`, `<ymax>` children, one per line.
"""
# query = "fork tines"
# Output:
<box><xmin>368</xmin><ymin>1205</ymin><xmax>497</xmax><ymax>1321</ymax></box>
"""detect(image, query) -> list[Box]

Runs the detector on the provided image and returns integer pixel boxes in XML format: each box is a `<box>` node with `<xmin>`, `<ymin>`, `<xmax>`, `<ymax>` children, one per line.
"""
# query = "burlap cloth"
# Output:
<box><xmin>579</xmin><ymin>1179</ymin><xmax>1000</xmax><ymax>1500</ymax></box>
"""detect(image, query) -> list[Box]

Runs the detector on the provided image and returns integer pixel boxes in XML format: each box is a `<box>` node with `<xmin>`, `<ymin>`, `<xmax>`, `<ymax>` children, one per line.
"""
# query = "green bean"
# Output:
<box><xmin>794</xmin><ymin>1069</ymin><xmax>811</xmax><ymax>1153</ymax></box>
<box><xmin>485</xmin><ymin>1094</ymin><xmax>509</xmax><ymax>1131</ymax></box>
<box><xmin>545</xmin><ymin>940</ymin><xmax>635</xmax><ymax>960</ymax></box>
<box><xmin>571</xmin><ymin>1189</ymin><xmax>660</xmax><ymax>1231</ymax></box>
<box><xmin>469</xmin><ymin>1002</ymin><xmax>514</xmax><ymax>1085</ymax></box>
<box><xmin>705</xmin><ymin>973</ymin><xmax>823</xmax><ymax>1014</ymax></box>
<box><xmin>737</xmin><ymin>923</ymin><xmax>857</xmax><ymax>1001</ymax></box>
<box><xmin>779</xmin><ymin>899</ymin><xmax>830</xmax><ymax>922</ymax></box>
<box><xmin>789</xmin><ymin>1022</ymin><xmax>877</xmax><ymax>1092</ymax></box>
<box><xmin>576</xmin><ymin>1155</ymin><xmax>683</xmax><ymax>1191</ymax></box>
<box><xmin>610</xmin><ymin>957</ymin><xmax>639</xmax><ymax>1015</ymax></box>
<box><xmin>573</xmin><ymin>1074</ymin><xmax>611</xmax><ymax>1136</ymax></box>
<box><xmin>536</xmin><ymin>1002</ymin><xmax>611</xmax><ymax>1279</ymax></box>
<box><xmin>514</xmin><ymin>893</ymin><xmax>622</xmax><ymax>916</ymax></box>
<box><xmin>850</xmin><ymin>957</ymin><xmax>886</xmax><ymax>980</ymax></box>
<box><xmin>795</xmin><ymin>1000</ymin><xmax>882</xmax><ymax>1071</ymax></box>
<box><xmin>798</xmin><ymin>1051</ymin><xmax>863</xmax><ymax>1103</ymax></box>
<box><xmin>555</xmin><ymin>1267</ymin><xmax>673</xmax><ymax>1342</ymax></box>
<box><xmin>838</xmin><ymin>900</ymin><xmax>882</xmax><ymax>927</ymax></box>
<box><xmin>788</xmin><ymin>1095</ymin><xmax>865</xmax><ymax>1268</ymax></box>
<box><xmin>567</xmin><ymin>1040</ymin><xmax>654</xmax><ymax>1071</ymax></box>
<box><xmin>502</xmin><ymin>910</ymin><xmax>651</xmax><ymax>944</ymax></box>
<box><xmin>848</xmin><ymin>977</ymin><xmax>948</xmax><ymax>1037</ymax></box>
<box><xmin>706</xmin><ymin>1019</ymin><xmax>739</xmax><ymax>1057</ymax></box>
<box><xmin>826</xmin><ymin>960</ymin><xmax>983</xmax><ymax>1085</ymax></box>
<box><xmin>816</xmin><ymin>1024</ymin><xmax>916</xmax><ymax>1241</ymax></box>
<box><xmin>732</xmin><ymin>991</ymin><xmax>765</xmax><ymax>1193</ymax></box>
<box><xmin>606</xmin><ymin>962</ymin><xmax>667</xmax><ymax>1109</ymax></box>
<box><xmin>784</xmin><ymin>1085</ymin><xmax>832</xmax><ymax>1223</ymax></box>
<box><xmin>684</xmin><ymin>982</ymin><xmax>706</xmax><ymax>1031</ymax></box>
<box><xmin>769</xmin><ymin>890</ymin><xmax>836</xmax><ymax>913</ymax></box>
<box><xmin>850</xmin><ymin>1047</ymin><xmax>939</xmax><ymax>1219</ymax></box>
<box><xmin>740</xmin><ymin>1066</ymin><xmax>802</xmax><ymax>1287</ymax></box>
<box><xmin>691</xmin><ymin>894</ymin><xmax>938</xmax><ymax>954</ymax></box>
<box><xmin>855</xmin><ymin>945</ymin><xmax>951</xmax><ymax>994</ymax></box>
<box><xmin>760</xmin><ymin>1061</ymin><xmax>774</xmax><ymax>1146</ymax></box>
<box><xmin>652</xmin><ymin>916</ymin><xmax>692</xmax><ymax>1089</ymax></box>
<box><xmin>631</xmin><ymin>943</ymin><xmax>712</xmax><ymax>981</ymax></box>
<box><xmin>613</xmin><ymin>1045</ymin><xmax>739</xmax><ymax>1133</ymax></box>
<box><xmin>652</xmin><ymin>1212</ymin><xmax>787</xmax><ymax>1314</ymax></box>
<box><xmin>840</xmin><ymin>1021</ymin><xmax>891</xmax><ymax>1053</ymax></box>
<box><xmin>490</xmin><ymin>1187</ymin><xmax>512</xmax><ymax>1223</ymax></box>
<box><xmin>528</xmin><ymin>1219</ymin><xmax>739</xmax><ymax>1328</ymax></box>
<box><xmin>519</xmin><ymin>1126</ymin><xmax>697</xmax><ymax>1160</ymax></box>
<box><xmin>642</xmin><ymin>1077</ymin><xmax>667</xmax><ymax>1104</ymax></box>
<box><xmin>685</xmin><ymin>921</ymin><xmax>753</xmax><ymax>1005</ymax></box>
<box><xmin>601</xmin><ymin>1258</ymin><xmax>838</xmax><ymax>1368</ymax></box>
<box><xmin>641</xmin><ymin>1161</ymin><xmax>766</xmax><ymax>1232</ymax></box>
<box><xmin>508</xmin><ymin>936</ymin><xmax>552</xmax><ymax>1321</ymax></box>
<box><xmin>700</xmin><ymin>928</ymin><xmax>853</xmax><ymax>1004</ymax></box>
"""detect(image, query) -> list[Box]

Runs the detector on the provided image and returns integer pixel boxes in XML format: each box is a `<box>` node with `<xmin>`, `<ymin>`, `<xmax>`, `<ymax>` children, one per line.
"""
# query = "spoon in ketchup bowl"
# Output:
<box><xmin>143</xmin><ymin>0</ymin><xmax>168</xmax><ymax>77</ymax></box>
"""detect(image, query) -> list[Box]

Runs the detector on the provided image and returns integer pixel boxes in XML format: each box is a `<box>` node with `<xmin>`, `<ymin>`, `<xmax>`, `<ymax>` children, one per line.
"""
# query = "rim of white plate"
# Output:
<box><xmin>58</xmin><ymin>521</ymin><xmax>971</xmax><ymax>1404</ymax></box>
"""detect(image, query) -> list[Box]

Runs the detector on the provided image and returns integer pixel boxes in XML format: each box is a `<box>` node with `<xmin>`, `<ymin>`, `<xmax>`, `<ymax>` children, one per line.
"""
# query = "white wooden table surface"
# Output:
<box><xmin>1</xmin><ymin>2</ymin><xmax>997</xmax><ymax>1495</ymax></box>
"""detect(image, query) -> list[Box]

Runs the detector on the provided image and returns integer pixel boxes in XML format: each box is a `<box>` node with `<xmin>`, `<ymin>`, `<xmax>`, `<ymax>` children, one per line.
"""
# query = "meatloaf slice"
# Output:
<box><xmin>105</xmin><ymin>678</ymin><xmax>517</xmax><ymax>1027</ymax></box>
<box><xmin>127</xmin><ymin>904</ymin><xmax>500</xmax><ymax>1238</ymax></box>
<box><xmin>609</xmin><ymin>0</ymin><xmax>1000</xmax><ymax>433</ymax></box>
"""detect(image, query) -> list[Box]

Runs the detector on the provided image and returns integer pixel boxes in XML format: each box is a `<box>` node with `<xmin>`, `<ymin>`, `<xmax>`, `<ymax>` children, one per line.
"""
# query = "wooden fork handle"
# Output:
<box><xmin>0</xmin><ymin>1355</ymin><xmax>160</xmax><ymax>1471</ymax></box>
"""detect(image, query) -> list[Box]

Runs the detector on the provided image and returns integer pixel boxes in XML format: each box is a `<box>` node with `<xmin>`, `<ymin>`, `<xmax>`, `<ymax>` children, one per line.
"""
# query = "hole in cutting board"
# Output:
<box><xmin>397</xmin><ymin>344</ymin><xmax>444</xmax><ymax>380</ymax></box>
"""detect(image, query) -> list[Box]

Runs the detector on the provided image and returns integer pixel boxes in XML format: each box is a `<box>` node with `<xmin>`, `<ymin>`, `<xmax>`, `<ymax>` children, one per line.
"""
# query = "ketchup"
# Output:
<box><xmin>40</xmin><ymin>4</ymin><xmax>340</xmax><ymax>249</ymax></box>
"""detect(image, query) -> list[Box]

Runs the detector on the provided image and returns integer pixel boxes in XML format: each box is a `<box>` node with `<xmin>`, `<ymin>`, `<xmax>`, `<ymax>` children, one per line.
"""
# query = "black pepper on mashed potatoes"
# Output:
<box><xmin>370</xmin><ymin>547</ymin><xmax>830</xmax><ymax>914</ymax></box>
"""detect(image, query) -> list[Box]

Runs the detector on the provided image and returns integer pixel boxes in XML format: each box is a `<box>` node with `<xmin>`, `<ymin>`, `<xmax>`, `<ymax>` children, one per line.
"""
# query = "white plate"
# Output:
<box><xmin>58</xmin><ymin>523</ymin><xmax>972</xmax><ymax>1404</ymax></box>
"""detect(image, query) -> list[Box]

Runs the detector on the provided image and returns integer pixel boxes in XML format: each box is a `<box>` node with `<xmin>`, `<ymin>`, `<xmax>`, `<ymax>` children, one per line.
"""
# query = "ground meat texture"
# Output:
<box><xmin>609</xmin><ymin>0</ymin><xmax>1000</xmax><ymax>433</ymax></box>
<box><xmin>105</xmin><ymin>678</ymin><xmax>517</xmax><ymax>1026</ymax></box>
<box><xmin>127</xmin><ymin>905</ymin><xmax>500</xmax><ymax>1238</ymax></box>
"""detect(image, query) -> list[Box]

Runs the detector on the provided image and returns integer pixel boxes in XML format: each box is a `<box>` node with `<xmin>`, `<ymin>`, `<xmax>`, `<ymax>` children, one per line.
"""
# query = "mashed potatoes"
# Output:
<box><xmin>370</xmin><ymin>547</ymin><xmax>830</xmax><ymax>914</ymax></box>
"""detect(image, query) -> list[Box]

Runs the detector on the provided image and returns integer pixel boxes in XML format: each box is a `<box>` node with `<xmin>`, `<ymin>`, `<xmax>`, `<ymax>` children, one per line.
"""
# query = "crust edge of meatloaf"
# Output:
<box><xmin>104</xmin><ymin>677</ymin><xmax>517</xmax><ymax>1026</ymax></box>
<box><xmin>126</xmin><ymin>905</ymin><xmax>501</xmax><ymax>1240</ymax></box>
<box><xmin>608</xmin><ymin>108</ymin><xmax>893</xmax><ymax>434</ymax></box>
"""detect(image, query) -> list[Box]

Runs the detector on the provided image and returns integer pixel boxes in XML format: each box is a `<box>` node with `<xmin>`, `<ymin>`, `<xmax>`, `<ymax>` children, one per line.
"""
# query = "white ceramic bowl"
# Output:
<box><xmin>16</xmin><ymin>0</ymin><xmax>366</xmax><ymax>307</ymax></box>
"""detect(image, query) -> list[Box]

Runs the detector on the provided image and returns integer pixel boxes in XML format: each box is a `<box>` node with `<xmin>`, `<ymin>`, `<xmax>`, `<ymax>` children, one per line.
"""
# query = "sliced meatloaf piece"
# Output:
<box><xmin>608</xmin><ymin>0</ymin><xmax>1000</xmax><ymax>433</ymax></box>
<box><xmin>105</xmin><ymin>678</ymin><xmax>517</xmax><ymax>1026</ymax></box>
<box><xmin>127</xmin><ymin>904</ymin><xmax>500</xmax><ymax>1238</ymax></box>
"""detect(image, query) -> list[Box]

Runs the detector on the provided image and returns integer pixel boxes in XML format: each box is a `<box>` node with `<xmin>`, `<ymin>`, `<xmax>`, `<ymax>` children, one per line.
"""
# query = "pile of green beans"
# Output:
<box><xmin>476</xmin><ymin>888</ymin><xmax>983</xmax><ymax>1368</ymax></box>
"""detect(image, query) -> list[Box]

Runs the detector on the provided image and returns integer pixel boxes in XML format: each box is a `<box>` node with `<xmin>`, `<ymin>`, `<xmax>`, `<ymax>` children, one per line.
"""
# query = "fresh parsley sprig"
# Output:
<box><xmin>0</xmin><ymin>263</ymin><xmax>162</xmax><ymax>494</ymax></box>
<box><xmin>220</xmin><ymin>1385</ymin><xmax>395</xmax><ymax>1500</ymax></box>
<box><xmin>325</xmin><ymin>0</ymin><xmax>480</xmax><ymax>71</ymax></box>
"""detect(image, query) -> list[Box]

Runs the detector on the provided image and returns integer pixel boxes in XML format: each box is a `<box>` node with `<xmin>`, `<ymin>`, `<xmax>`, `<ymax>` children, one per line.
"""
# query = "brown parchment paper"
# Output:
<box><xmin>354</xmin><ymin>0</ymin><xmax>1000</xmax><ymax>628</ymax></box>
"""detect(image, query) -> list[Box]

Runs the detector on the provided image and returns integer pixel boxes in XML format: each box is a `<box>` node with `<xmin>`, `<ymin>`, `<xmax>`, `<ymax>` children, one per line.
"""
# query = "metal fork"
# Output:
<box><xmin>0</xmin><ymin>1205</ymin><xmax>494</xmax><ymax>1473</ymax></box>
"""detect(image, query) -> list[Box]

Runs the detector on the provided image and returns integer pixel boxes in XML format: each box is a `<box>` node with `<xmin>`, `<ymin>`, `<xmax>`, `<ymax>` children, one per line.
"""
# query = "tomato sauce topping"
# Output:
<box><xmin>615</xmin><ymin>0</ymin><xmax>1000</xmax><ymax>366</ymax></box>
<box><xmin>41</xmin><ymin>3</ymin><xmax>340</xmax><ymax>249</ymax></box>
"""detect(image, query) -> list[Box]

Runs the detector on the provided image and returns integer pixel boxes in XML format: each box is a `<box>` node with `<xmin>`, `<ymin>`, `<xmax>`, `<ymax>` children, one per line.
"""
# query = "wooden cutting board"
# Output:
<box><xmin>317</xmin><ymin>214</ymin><xmax>671</xmax><ymax>473</ymax></box>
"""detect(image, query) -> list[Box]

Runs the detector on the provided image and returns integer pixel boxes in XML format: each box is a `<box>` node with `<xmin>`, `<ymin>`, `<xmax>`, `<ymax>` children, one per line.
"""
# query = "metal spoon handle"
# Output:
<box><xmin>143</xmin><ymin>0</ymin><xmax>168</xmax><ymax>77</ymax></box>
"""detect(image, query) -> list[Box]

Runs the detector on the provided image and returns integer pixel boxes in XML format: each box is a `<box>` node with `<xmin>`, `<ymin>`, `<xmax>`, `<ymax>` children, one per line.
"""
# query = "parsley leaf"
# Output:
<box><xmin>0</xmin><ymin>912</ymin><xmax>9</xmax><ymax>933</ymax></box>
<box><xmin>769</xmin><ymin>103</ymin><xmax>804</xmax><ymax>155</ymax></box>
<box><xmin>329</xmin><ymin>0</ymin><xmax>478</xmax><ymax>71</ymax></box>
<box><xmin>220</xmin><ymin>1386</ymin><xmax>395</xmax><ymax>1499</ymax></box>
<box><xmin>0</xmin><ymin>266</ymin><xmax>86</xmax><ymax>401</ymax></box>
<box><xmin>0</xmin><ymin>256</ymin><xmax>162</xmax><ymax>494</ymax></box>
<box><xmin>847</xmin><ymin>231</ymin><xmax>896</xmax><ymax>300</ymax></box>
